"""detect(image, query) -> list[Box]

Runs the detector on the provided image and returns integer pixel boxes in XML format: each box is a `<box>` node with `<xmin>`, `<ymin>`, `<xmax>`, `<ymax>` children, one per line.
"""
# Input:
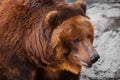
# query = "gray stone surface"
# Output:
<box><xmin>67</xmin><ymin>0</ymin><xmax>120</xmax><ymax>4</ymax></box>
<box><xmin>81</xmin><ymin>3</ymin><xmax>120</xmax><ymax>80</ymax></box>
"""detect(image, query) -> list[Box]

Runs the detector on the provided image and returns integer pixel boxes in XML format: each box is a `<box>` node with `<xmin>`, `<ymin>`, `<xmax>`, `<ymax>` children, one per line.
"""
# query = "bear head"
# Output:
<box><xmin>25</xmin><ymin>0</ymin><xmax>100</xmax><ymax>74</ymax></box>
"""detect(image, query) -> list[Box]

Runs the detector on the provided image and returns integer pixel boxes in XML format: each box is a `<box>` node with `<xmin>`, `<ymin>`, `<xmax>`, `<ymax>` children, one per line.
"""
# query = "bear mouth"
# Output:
<box><xmin>80</xmin><ymin>60</ymin><xmax>92</xmax><ymax>68</ymax></box>
<box><xmin>74</xmin><ymin>55</ymin><xmax>92</xmax><ymax>68</ymax></box>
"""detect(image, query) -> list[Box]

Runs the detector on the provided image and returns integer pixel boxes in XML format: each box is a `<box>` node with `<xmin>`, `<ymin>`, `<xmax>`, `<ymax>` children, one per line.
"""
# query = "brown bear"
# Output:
<box><xmin>0</xmin><ymin>0</ymin><xmax>100</xmax><ymax>80</ymax></box>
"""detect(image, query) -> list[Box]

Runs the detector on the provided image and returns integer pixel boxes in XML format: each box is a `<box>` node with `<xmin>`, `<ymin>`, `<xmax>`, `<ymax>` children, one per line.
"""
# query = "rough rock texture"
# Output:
<box><xmin>85</xmin><ymin>0</ymin><xmax>120</xmax><ymax>4</ymax></box>
<box><xmin>81</xmin><ymin>3</ymin><xmax>120</xmax><ymax>80</ymax></box>
<box><xmin>67</xmin><ymin>0</ymin><xmax>120</xmax><ymax>4</ymax></box>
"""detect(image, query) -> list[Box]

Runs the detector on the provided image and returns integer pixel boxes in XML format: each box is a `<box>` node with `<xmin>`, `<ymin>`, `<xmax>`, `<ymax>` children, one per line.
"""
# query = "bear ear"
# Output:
<box><xmin>70</xmin><ymin>0</ymin><xmax>87</xmax><ymax>16</ymax></box>
<box><xmin>45</xmin><ymin>11</ymin><xmax>63</xmax><ymax>29</ymax></box>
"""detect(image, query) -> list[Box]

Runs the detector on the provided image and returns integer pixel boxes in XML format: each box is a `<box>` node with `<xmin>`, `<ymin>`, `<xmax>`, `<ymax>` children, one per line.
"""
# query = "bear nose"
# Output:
<box><xmin>90</xmin><ymin>54</ymin><xmax>100</xmax><ymax>64</ymax></box>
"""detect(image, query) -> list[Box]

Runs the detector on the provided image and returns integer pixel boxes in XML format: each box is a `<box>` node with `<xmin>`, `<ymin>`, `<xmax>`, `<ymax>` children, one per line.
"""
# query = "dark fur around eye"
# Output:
<box><xmin>87</xmin><ymin>34</ymin><xmax>92</xmax><ymax>39</ymax></box>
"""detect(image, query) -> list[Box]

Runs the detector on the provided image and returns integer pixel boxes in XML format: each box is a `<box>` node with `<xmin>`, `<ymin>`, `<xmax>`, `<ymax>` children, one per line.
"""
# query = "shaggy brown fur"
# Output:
<box><xmin>0</xmin><ymin>0</ymin><xmax>99</xmax><ymax>80</ymax></box>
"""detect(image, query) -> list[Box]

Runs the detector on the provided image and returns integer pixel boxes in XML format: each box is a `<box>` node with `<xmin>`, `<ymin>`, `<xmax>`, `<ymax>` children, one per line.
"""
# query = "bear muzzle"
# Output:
<box><xmin>73</xmin><ymin>41</ymin><xmax>100</xmax><ymax>68</ymax></box>
<box><xmin>90</xmin><ymin>53</ymin><xmax>100</xmax><ymax>64</ymax></box>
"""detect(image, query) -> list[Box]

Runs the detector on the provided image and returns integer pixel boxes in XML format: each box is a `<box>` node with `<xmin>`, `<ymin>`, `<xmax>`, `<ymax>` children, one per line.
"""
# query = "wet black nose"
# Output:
<box><xmin>90</xmin><ymin>54</ymin><xmax>100</xmax><ymax>64</ymax></box>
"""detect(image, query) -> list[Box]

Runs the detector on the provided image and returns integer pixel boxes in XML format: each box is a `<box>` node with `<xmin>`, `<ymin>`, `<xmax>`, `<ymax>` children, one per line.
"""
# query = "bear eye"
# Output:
<box><xmin>87</xmin><ymin>34</ymin><xmax>93</xmax><ymax>42</ymax></box>
<box><xmin>72</xmin><ymin>38</ymin><xmax>81</xmax><ymax>44</ymax></box>
<box><xmin>87</xmin><ymin>34</ymin><xmax>92</xmax><ymax>39</ymax></box>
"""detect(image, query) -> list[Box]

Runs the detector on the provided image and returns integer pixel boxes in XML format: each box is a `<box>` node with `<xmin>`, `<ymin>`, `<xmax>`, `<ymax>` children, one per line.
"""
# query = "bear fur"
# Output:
<box><xmin>0</xmin><ymin>0</ymin><xmax>99</xmax><ymax>80</ymax></box>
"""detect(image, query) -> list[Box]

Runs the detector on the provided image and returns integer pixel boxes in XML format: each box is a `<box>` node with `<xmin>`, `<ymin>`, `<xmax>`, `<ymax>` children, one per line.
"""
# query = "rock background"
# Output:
<box><xmin>67</xmin><ymin>0</ymin><xmax>120</xmax><ymax>80</ymax></box>
<box><xmin>67</xmin><ymin>0</ymin><xmax>120</xmax><ymax>4</ymax></box>
<box><xmin>81</xmin><ymin>3</ymin><xmax>120</xmax><ymax>80</ymax></box>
